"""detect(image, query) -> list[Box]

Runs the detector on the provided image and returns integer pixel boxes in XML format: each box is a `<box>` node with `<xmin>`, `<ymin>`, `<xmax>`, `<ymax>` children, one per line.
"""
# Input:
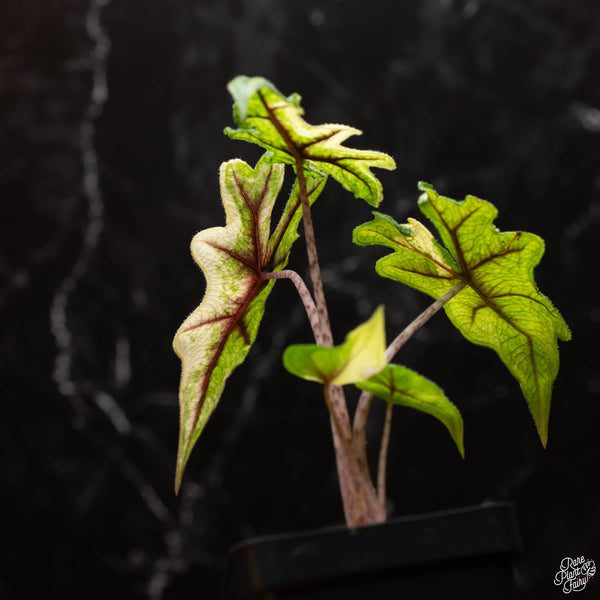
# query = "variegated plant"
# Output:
<box><xmin>172</xmin><ymin>76</ymin><xmax>571</xmax><ymax>527</ymax></box>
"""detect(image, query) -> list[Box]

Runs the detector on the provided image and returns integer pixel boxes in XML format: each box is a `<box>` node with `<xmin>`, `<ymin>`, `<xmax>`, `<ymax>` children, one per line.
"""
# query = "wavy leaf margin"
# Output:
<box><xmin>353</xmin><ymin>182</ymin><xmax>571</xmax><ymax>445</ymax></box>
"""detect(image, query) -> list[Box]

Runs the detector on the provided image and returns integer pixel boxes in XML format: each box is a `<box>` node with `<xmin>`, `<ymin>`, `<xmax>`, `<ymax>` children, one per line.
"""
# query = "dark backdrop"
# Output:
<box><xmin>1</xmin><ymin>1</ymin><xmax>599</xmax><ymax>598</ymax></box>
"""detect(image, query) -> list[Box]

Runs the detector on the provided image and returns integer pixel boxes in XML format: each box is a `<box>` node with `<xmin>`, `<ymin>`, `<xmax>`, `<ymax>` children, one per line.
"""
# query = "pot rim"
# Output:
<box><xmin>224</xmin><ymin>501</ymin><xmax>522</xmax><ymax>596</ymax></box>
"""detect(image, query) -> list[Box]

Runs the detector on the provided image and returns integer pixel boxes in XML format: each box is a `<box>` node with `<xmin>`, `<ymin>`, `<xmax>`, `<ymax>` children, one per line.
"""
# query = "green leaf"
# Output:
<box><xmin>224</xmin><ymin>75</ymin><xmax>396</xmax><ymax>207</ymax></box>
<box><xmin>173</xmin><ymin>156</ymin><xmax>326</xmax><ymax>493</ymax></box>
<box><xmin>353</xmin><ymin>182</ymin><xmax>571</xmax><ymax>446</ymax></box>
<box><xmin>282</xmin><ymin>306</ymin><xmax>387</xmax><ymax>385</ymax></box>
<box><xmin>356</xmin><ymin>364</ymin><xmax>464</xmax><ymax>457</ymax></box>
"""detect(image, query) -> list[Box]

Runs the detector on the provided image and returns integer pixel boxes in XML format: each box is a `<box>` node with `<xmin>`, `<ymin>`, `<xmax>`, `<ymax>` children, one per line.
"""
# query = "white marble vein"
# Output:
<box><xmin>49</xmin><ymin>0</ymin><xmax>111</xmax><ymax>402</ymax></box>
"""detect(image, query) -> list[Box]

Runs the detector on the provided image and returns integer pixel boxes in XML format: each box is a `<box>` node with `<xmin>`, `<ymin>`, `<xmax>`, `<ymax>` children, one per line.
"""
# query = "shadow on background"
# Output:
<box><xmin>1</xmin><ymin>1</ymin><xmax>599</xmax><ymax>598</ymax></box>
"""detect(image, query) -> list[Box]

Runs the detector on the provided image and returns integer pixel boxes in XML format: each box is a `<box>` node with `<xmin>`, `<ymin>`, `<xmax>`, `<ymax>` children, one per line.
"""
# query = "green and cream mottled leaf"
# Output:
<box><xmin>173</xmin><ymin>156</ymin><xmax>325</xmax><ymax>493</ymax></box>
<box><xmin>282</xmin><ymin>306</ymin><xmax>387</xmax><ymax>385</ymax></box>
<box><xmin>353</xmin><ymin>182</ymin><xmax>571</xmax><ymax>446</ymax></box>
<box><xmin>224</xmin><ymin>75</ymin><xmax>396</xmax><ymax>207</ymax></box>
<box><xmin>356</xmin><ymin>364</ymin><xmax>464</xmax><ymax>457</ymax></box>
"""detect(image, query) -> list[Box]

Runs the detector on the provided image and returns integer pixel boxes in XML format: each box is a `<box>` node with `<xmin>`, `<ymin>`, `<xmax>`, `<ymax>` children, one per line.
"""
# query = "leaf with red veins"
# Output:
<box><xmin>353</xmin><ymin>182</ymin><xmax>571</xmax><ymax>446</ymax></box>
<box><xmin>173</xmin><ymin>156</ymin><xmax>325</xmax><ymax>492</ymax></box>
<box><xmin>224</xmin><ymin>76</ymin><xmax>395</xmax><ymax>207</ymax></box>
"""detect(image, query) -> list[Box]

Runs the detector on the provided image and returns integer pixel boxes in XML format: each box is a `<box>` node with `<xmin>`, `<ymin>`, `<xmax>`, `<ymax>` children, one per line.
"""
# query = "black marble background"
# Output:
<box><xmin>1</xmin><ymin>1</ymin><xmax>599</xmax><ymax>598</ymax></box>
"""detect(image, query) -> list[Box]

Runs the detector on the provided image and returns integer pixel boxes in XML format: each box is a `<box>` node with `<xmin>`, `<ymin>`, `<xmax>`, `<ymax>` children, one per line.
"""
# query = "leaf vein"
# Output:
<box><xmin>186</xmin><ymin>276</ymin><xmax>262</xmax><ymax>455</ymax></box>
<box><xmin>204</xmin><ymin>241</ymin><xmax>258</xmax><ymax>273</ymax></box>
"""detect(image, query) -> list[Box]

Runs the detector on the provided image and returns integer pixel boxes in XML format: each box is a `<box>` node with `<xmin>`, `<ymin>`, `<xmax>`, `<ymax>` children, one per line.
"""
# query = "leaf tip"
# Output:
<box><xmin>373</xmin><ymin>210</ymin><xmax>413</xmax><ymax>237</ymax></box>
<box><xmin>174</xmin><ymin>437</ymin><xmax>192</xmax><ymax>496</ymax></box>
<box><xmin>227</xmin><ymin>75</ymin><xmax>280</xmax><ymax>124</ymax></box>
<box><xmin>533</xmin><ymin>409</ymin><xmax>549</xmax><ymax>449</ymax></box>
<box><xmin>417</xmin><ymin>181</ymin><xmax>436</xmax><ymax>205</ymax></box>
<box><xmin>450</xmin><ymin>410</ymin><xmax>465</xmax><ymax>459</ymax></box>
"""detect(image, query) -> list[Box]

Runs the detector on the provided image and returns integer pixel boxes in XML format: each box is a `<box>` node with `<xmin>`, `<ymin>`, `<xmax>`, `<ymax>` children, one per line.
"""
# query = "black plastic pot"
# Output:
<box><xmin>222</xmin><ymin>502</ymin><xmax>522</xmax><ymax>599</ymax></box>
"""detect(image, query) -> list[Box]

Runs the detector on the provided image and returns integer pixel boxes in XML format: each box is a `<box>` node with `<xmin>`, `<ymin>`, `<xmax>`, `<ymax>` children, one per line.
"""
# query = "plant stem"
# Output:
<box><xmin>262</xmin><ymin>271</ymin><xmax>379</xmax><ymax>522</ymax></box>
<box><xmin>263</xmin><ymin>270</ymin><xmax>377</xmax><ymax>523</ymax></box>
<box><xmin>324</xmin><ymin>384</ymin><xmax>385</xmax><ymax>526</ymax></box>
<box><xmin>293</xmin><ymin>159</ymin><xmax>352</xmax><ymax>435</ymax></box>
<box><xmin>384</xmin><ymin>281</ymin><xmax>467</xmax><ymax>362</ymax></box>
<box><xmin>294</xmin><ymin>160</ymin><xmax>333</xmax><ymax>348</ymax></box>
<box><xmin>352</xmin><ymin>280</ymin><xmax>467</xmax><ymax>508</ymax></box>
<box><xmin>292</xmin><ymin>159</ymin><xmax>385</xmax><ymax>526</ymax></box>
<box><xmin>354</xmin><ymin>281</ymin><xmax>466</xmax><ymax>436</ymax></box>
<box><xmin>261</xmin><ymin>270</ymin><xmax>321</xmax><ymax>341</ymax></box>
<box><xmin>376</xmin><ymin>402</ymin><xmax>394</xmax><ymax>509</ymax></box>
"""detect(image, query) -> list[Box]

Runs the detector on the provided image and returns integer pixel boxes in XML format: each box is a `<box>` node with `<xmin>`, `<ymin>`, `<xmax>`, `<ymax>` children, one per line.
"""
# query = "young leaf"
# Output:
<box><xmin>224</xmin><ymin>75</ymin><xmax>396</xmax><ymax>207</ymax></box>
<box><xmin>173</xmin><ymin>156</ymin><xmax>326</xmax><ymax>493</ymax></box>
<box><xmin>353</xmin><ymin>182</ymin><xmax>571</xmax><ymax>446</ymax></box>
<box><xmin>355</xmin><ymin>364</ymin><xmax>464</xmax><ymax>457</ymax></box>
<box><xmin>282</xmin><ymin>306</ymin><xmax>387</xmax><ymax>385</ymax></box>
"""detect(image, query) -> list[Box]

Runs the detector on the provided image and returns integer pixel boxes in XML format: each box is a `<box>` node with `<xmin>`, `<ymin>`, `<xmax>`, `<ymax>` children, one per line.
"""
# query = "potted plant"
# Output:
<box><xmin>171</xmin><ymin>76</ymin><xmax>571</xmax><ymax>598</ymax></box>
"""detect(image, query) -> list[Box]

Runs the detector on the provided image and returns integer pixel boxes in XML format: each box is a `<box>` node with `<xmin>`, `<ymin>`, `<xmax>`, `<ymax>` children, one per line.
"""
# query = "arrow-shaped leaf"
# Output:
<box><xmin>173</xmin><ymin>156</ymin><xmax>326</xmax><ymax>492</ymax></box>
<box><xmin>224</xmin><ymin>75</ymin><xmax>396</xmax><ymax>207</ymax></box>
<box><xmin>282</xmin><ymin>306</ymin><xmax>387</xmax><ymax>386</ymax></box>
<box><xmin>356</xmin><ymin>364</ymin><xmax>464</xmax><ymax>457</ymax></box>
<box><xmin>353</xmin><ymin>182</ymin><xmax>571</xmax><ymax>445</ymax></box>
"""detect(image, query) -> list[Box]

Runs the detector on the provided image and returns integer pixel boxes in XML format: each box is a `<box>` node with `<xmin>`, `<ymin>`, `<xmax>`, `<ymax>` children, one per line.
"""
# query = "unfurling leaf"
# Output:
<box><xmin>353</xmin><ymin>182</ymin><xmax>571</xmax><ymax>446</ymax></box>
<box><xmin>173</xmin><ymin>156</ymin><xmax>326</xmax><ymax>493</ymax></box>
<box><xmin>356</xmin><ymin>364</ymin><xmax>464</xmax><ymax>457</ymax></box>
<box><xmin>282</xmin><ymin>306</ymin><xmax>387</xmax><ymax>385</ymax></box>
<box><xmin>224</xmin><ymin>75</ymin><xmax>396</xmax><ymax>207</ymax></box>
